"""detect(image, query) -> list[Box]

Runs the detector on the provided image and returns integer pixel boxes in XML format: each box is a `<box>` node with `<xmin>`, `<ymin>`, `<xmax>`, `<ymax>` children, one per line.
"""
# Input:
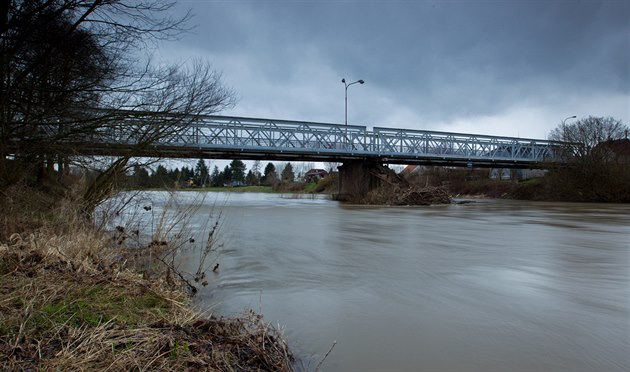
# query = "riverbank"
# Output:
<box><xmin>140</xmin><ymin>173</ymin><xmax>339</xmax><ymax>196</ymax></box>
<box><xmin>0</xmin><ymin>185</ymin><xmax>294</xmax><ymax>371</ymax></box>
<box><xmin>428</xmin><ymin>167</ymin><xmax>630</xmax><ymax>203</ymax></box>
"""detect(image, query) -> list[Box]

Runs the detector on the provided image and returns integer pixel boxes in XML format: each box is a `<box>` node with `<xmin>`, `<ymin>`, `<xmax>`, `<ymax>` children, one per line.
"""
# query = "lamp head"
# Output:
<box><xmin>358</xmin><ymin>80</ymin><xmax>365</xmax><ymax>84</ymax></box>
<box><xmin>341</xmin><ymin>78</ymin><xmax>346</xmax><ymax>83</ymax></box>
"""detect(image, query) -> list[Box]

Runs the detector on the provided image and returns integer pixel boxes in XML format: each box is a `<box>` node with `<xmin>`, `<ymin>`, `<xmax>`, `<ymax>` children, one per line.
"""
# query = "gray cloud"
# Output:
<box><xmin>162</xmin><ymin>0</ymin><xmax>629</xmax><ymax>138</ymax></box>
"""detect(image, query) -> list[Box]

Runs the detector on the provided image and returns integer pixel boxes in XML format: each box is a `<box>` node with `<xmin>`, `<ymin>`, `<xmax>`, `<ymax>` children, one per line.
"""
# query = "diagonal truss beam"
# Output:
<box><xmin>22</xmin><ymin>113</ymin><xmax>571</xmax><ymax>168</ymax></box>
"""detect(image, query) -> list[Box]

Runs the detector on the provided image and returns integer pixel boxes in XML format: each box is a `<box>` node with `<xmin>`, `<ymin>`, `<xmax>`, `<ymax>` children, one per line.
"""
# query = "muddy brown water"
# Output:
<box><xmin>130</xmin><ymin>192</ymin><xmax>629</xmax><ymax>371</ymax></box>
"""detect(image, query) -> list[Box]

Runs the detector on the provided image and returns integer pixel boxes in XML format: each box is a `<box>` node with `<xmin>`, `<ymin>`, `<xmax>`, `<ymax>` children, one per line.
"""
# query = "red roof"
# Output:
<box><xmin>401</xmin><ymin>165</ymin><xmax>417</xmax><ymax>174</ymax></box>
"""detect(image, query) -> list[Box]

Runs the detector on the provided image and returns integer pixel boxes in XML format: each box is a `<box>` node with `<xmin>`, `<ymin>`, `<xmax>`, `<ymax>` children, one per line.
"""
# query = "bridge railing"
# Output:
<box><xmin>155</xmin><ymin>116</ymin><xmax>372</xmax><ymax>153</ymax></box>
<box><xmin>371</xmin><ymin>127</ymin><xmax>560</xmax><ymax>161</ymax></box>
<box><xmin>27</xmin><ymin>112</ymin><xmax>570</xmax><ymax>165</ymax></box>
<box><xmin>150</xmin><ymin>116</ymin><xmax>564</xmax><ymax>163</ymax></box>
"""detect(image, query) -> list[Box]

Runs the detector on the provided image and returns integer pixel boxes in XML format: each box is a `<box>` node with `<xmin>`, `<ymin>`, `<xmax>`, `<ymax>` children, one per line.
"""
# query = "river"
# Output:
<box><xmin>134</xmin><ymin>192</ymin><xmax>629</xmax><ymax>371</ymax></box>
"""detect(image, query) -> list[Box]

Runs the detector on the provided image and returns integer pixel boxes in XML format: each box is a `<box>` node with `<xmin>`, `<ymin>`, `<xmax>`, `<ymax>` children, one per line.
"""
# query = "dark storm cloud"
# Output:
<box><xmin>164</xmin><ymin>0</ymin><xmax>628</xmax><ymax>137</ymax></box>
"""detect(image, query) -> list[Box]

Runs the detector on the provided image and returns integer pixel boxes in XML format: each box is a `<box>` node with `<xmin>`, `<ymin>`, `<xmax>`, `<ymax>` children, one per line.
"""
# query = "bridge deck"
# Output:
<box><xmin>38</xmin><ymin>115</ymin><xmax>565</xmax><ymax>168</ymax></box>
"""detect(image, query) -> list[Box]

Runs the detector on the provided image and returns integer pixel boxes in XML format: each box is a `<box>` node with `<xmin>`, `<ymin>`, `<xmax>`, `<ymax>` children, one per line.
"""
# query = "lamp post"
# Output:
<box><xmin>562</xmin><ymin>115</ymin><xmax>577</xmax><ymax>125</ymax></box>
<box><xmin>561</xmin><ymin>115</ymin><xmax>577</xmax><ymax>138</ymax></box>
<box><xmin>341</xmin><ymin>78</ymin><xmax>364</xmax><ymax>148</ymax></box>
<box><xmin>548</xmin><ymin>115</ymin><xmax>576</xmax><ymax>140</ymax></box>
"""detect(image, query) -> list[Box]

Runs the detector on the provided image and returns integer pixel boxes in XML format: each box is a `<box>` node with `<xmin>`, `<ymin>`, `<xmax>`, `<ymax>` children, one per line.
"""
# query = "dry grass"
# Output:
<box><xmin>0</xmin><ymin>187</ymin><xmax>294</xmax><ymax>371</ymax></box>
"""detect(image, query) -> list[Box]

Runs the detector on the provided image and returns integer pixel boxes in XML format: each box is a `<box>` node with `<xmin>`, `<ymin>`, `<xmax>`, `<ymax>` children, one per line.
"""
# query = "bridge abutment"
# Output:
<box><xmin>336</xmin><ymin>160</ymin><xmax>383</xmax><ymax>202</ymax></box>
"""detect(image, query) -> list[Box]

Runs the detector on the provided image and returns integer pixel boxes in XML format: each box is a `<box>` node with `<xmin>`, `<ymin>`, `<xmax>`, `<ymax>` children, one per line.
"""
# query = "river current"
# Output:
<box><xmin>128</xmin><ymin>192</ymin><xmax>629</xmax><ymax>371</ymax></box>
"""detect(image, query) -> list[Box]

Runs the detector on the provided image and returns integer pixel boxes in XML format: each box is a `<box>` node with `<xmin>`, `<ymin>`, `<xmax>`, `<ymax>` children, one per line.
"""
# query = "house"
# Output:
<box><xmin>224</xmin><ymin>180</ymin><xmax>246</xmax><ymax>187</ymax></box>
<box><xmin>599</xmin><ymin>138</ymin><xmax>630</xmax><ymax>165</ymax></box>
<box><xmin>304</xmin><ymin>169</ymin><xmax>328</xmax><ymax>183</ymax></box>
<box><xmin>400</xmin><ymin>164</ymin><xmax>427</xmax><ymax>176</ymax></box>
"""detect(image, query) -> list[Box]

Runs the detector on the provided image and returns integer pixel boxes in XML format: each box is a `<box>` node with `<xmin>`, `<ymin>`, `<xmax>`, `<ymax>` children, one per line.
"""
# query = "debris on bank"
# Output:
<box><xmin>364</xmin><ymin>184</ymin><xmax>452</xmax><ymax>205</ymax></box>
<box><xmin>362</xmin><ymin>165</ymin><xmax>452</xmax><ymax>205</ymax></box>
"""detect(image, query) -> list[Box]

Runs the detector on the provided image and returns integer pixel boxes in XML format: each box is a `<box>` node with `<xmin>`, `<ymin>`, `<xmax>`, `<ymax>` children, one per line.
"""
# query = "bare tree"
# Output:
<box><xmin>545</xmin><ymin>116</ymin><xmax>629</xmax><ymax>202</ymax></box>
<box><xmin>548</xmin><ymin>116</ymin><xmax>627</xmax><ymax>159</ymax></box>
<box><xmin>251</xmin><ymin>160</ymin><xmax>261</xmax><ymax>184</ymax></box>
<box><xmin>294</xmin><ymin>161</ymin><xmax>314</xmax><ymax>178</ymax></box>
<box><xmin>1</xmin><ymin>1</ymin><xmax>236</xmax><ymax>211</ymax></box>
<box><xmin>325</xmin><ymin>162</ymin><xmax>340</xmax><ymax>173</ymax></box>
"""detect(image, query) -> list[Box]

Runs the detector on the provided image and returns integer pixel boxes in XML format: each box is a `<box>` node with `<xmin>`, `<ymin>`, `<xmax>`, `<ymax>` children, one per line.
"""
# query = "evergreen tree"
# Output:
<box><xmin>194</xmin><ymin>159</ymin><xmax>210</xmax><ymax>187</ymax></box>
<box><xmin>151</xmin><ymin>164</ymin><xmax>172</xmax><ymax>187</ymax></box>
<box><xmin>210</xmin><ymin>165</ymin><xmax>221</xmax><ymax>187</ymax></box>
<box><xmin>132</xmin><ymin>165</ymin><xmax>150</xmax><ymax>188</ymax></box>
<box><xmin>230</xmin><ymin>160</ymin><xmax>247</xmax><ymax>183</ymax></box>
<box><xmin>181</xmin><ymin>166</ymin><xmax>194</xmax><ymax>181</ymax></box>
<box><xmin>222</xmin><ymin>165</ymin><xmax>233</xmax><ymax>185</ymax></box>
<box><xmin>281</xmin><ymin>162</ymin><xmax>295</xmax><ymax>183</ymax></box>
<box><xmin>168</xmin><ymin>167</ymin><xmax>181</xmax><ymax>182</ymax></box>
<box><xmin>262</xmin><ymin>162</ymin><xmax>277</xmax><ymax>185</ymax></box>
<box><xmin>245</xmin><ymin>170</ymin><xmax>257</xmax><ymax>185</ymax></box>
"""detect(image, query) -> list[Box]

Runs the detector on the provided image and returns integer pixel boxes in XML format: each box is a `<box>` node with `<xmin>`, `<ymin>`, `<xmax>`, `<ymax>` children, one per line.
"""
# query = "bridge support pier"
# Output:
<box><xmin>336</xmin><ymin>160</ymin><xmax>383</xmax><ymax>202</ymax></box>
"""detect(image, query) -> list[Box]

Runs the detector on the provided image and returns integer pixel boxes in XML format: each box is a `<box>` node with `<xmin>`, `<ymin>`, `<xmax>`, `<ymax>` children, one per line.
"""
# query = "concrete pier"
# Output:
<box><xmin>337</xmin><ymin>161</ymin><xmax>383</xmax><ymax>202</ymax></box>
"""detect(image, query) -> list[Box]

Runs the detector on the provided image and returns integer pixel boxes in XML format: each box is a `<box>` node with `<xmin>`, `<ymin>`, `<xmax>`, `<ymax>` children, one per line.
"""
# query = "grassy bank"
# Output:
<box><xmin>0</xmin><ymin>184</ymin><xmax>294</xmax><ymax>371</ymax></box>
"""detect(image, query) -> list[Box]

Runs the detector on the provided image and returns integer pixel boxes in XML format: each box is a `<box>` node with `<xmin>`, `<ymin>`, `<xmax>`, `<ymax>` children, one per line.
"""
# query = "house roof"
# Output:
<box><xmin>604</xmin><ymin>138</ymin><xmax>630</xmax><ymax>156</ymax></box>
<box><xmin>400</xmin><ymin>165</ymin><xmax>417</xmax><ymax>174</ymax></box>
<box><xmin>305</xmin><ymin>169</ymin><xmax>328</xmax><ymax>175</ymax></box>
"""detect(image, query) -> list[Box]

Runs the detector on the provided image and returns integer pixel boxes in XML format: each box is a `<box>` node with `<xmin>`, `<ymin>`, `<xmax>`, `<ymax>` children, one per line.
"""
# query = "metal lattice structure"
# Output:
<box><xmin>42</xmin><ymin>114</ymin><xmax>567</xmax><ymax>168</ymax></box>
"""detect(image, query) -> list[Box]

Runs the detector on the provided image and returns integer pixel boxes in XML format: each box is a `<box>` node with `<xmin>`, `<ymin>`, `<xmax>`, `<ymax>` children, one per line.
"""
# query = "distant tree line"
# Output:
<box><xmin>125</xmin><ymin>159</ymin><xmax>301</xmax><ymax>189</ymax></box>
<box><xmin>209</xmin><ymin>160</ymin><xmax>247</xmax><ymax>187</ymax></box>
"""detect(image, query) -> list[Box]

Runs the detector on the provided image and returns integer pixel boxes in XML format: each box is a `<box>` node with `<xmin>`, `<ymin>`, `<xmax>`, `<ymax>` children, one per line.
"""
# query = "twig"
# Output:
<box><xmin>315</xmin><ymin>340</ymin><xmax>336</xmax><ymax>372</ymax></box>
<box><xmin>154</xmin><ymin>256</ymin><xmax>197</xmax><ymax>295</ymax></box>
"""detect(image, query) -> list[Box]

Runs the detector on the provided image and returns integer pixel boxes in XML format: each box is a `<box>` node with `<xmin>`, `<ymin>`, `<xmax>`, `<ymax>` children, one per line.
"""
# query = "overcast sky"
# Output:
<box><xmin>158</xmin><ymin>0</ymin><xmax>628</xmax><ymax>140</ymax></box>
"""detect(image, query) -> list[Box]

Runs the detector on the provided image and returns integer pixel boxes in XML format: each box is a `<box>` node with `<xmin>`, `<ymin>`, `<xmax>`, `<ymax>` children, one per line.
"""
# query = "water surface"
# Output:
<box><xmin>159</xmin><ymin>193</ymin><xmax>629</xmax><ymax>371</ymax></box>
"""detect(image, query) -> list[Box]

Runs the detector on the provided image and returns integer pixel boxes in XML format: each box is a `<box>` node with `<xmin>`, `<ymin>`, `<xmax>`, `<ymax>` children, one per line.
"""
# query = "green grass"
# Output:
<box><xmin>13</xmin><ymin>279</ymin><xmax>172</xmax><ymax>340</ymax></box>
<box><xmin>303</xmin><ymin>182</ymin><xmax>318</xmax><ymax>193</ymax></box>
<box><xmin>169</xmin><ymin>341</ymin><xmax>191</xmax><ymax>359</ymax></box>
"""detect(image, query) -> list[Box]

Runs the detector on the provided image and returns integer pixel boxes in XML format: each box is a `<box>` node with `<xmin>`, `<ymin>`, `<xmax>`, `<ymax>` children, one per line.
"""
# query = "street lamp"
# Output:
<box><xmin>342</xmin><ymin>78</ymin><xmax>365</xmax><ymax>147</ymax></box>
<box><xmin>562</xmin><ymin>115</ymin><xmax>577</xmax><ymax>125</ymax></box>
<box><xmin>555</xmin><ymin>115</ymin><xmax>577</xmax><ymax>138</ymax></box>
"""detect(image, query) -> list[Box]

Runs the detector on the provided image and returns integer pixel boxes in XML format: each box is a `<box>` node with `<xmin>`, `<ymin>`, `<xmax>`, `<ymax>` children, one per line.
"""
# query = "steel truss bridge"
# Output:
<box><xmin>50</xmin><ymin>115</ymin><xmax>566</xmax><ymax>168</ymax></box>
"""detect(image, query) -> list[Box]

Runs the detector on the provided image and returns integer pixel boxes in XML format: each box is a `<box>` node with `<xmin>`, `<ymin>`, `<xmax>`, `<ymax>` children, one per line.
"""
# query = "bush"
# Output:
<box><xmin>314</xmin><ymin>173</ymin><xmax>338</xmax><ymax>193</ymax></box>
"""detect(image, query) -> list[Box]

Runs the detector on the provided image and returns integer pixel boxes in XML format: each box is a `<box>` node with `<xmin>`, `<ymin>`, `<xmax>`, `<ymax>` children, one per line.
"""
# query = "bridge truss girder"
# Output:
<box><xmin>33</xmin><ymin>114</ymin><xmax>566</xmax><ymax>168</ymax></box>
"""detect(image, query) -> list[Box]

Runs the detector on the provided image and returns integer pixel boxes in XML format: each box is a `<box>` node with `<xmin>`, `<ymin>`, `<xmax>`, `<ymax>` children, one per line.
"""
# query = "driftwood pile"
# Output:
<box><xmin>363</xmin><ymin>165</ymin><xmax>452</xmax><ymax>205</ymax></box>
<box><xmin>364</xmin><ymin>185</ymin><xmax>451</xmax><ymax>205</ymax></box>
